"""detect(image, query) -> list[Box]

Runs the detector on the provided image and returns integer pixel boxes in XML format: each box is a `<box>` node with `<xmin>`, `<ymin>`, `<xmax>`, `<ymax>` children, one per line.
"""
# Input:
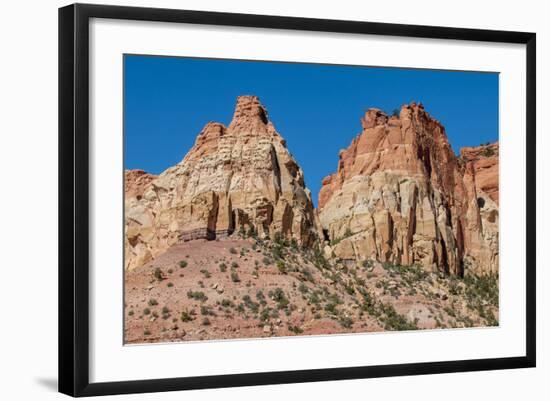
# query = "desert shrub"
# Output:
<box><xmin>339</xmin><ymin>316</ymin><xmax>354</xmax><ymax>328</ymax></box>
<box><xmin>247</xmin><ymin>226</ymin><xmax>256</xmax><ymax>238</ymax></box>
<box><xmin>153</xmin><ymin>267</ymin><xmax>163</xmax><ymax>281</ymax></box>
<box><xmin>260</xmin><ymin>307</ymin><xmax>272</xmax><ymax>322</ymax></box>
<box><xmin>229</xmin><ymin>247</ymin><xmax>237</xmax><ymax>254</ymax></box>
<box><xmin>178</xmin><ymin>260</ymin><xmax>187</xmax><ymax>268</ymax></box>
<box><xmin>186</xmin><ymin>290</ymin><xmax>208</xmax><ymax>302</ymax></box>
<box><xmin>200</xmin><ymin>305</ymin><xmax>214</xmax><ymax>316</ymax></box>
<box><xmin>298</xmin><ymin>282</ymin><xmax>309</xmax><ymax>294</ymax></box>
<box><xmin>481</xmin><ymin>147</ymin><xmax>495</xmax><ymax>157</ymax></box>
<box><xmin>200</xmin><ymin>269</ymin><xmax>211</xmax><ymax>278</ymax></box>
<box><xmin>362</xmin><ymin>259</ymin><xmax>373</xmax><ymax>269</ymax></box>
<box><xmin>180</xmin><ymin>310</ymin><xmax>193</xmax><ymax>322</ymax></box>
<box><xmin>242</xmin><ymin>295</ymin><xmax>260</xmax><ymax>313</ymax></box>
<box><xmin>312</xmin><ymin>246</ymin><xmax>329</xmax><ymax>270</ymax></box>
<box><xmin>148</xmin><ymin>298</ymin><xmax>158</xmax><ymax>306</ymax></box>
<box><xmin>231</xmin><ymin>261</ymin><xmax>239</xmax><ymax>269</ymax></box>
<box><xmin>308</xmin><ymin>291</ymin><xmax>321</xmax><ymax>305</ymax></box>
<box><xmin>202</xmin><ymin>317</ymin><xmax>211</xmax><ymax>326</ymax></box>
<box><xmin>301</xmin><ymin>267</ymin><xmax>314</xmax><ymax>282</ymax></box>
<box><xmin>221</xmin><ymin>299</ymin><xmax>234</xmax><ymax>308</ymax></box>
<box><xmin>379</xmin><ymin>302</ymin><xmax>418</xmax><ymax>331</ymax></box>
<box><xmin>219</xmin><ymin>262</ymin><xmax>227</xmax><ymax>272</ymax></box>
<box><xmin>269</xmin><ymin>288</ymin><xmax>289</xmax><ymax>309</ymax></box>
<box><xmin>128</xmin><ymin>310</ymin><xmax>134</xmax><ymax>316</ymax></box>
<box><xmin>262</xmin><ymin>256</ymin><xmax>272</xmax><ymax>266</ymax></box>
<box><xmin>143</xmin><ymin>329</ymin><xmax>151</xmax><ymax>336</ymax></box>
<box><xmin>324</xmin><ymin>302</ymin><xmax>338</xmax><ymax>315</ymax></box>
<box><xmin>231</xmin><ymin>271</ymin><xmax>240</xmax><ymax>283</ymax></box>
<box><xmin>288</xmin><ymin>324</ymin><xmax>303</xmax><ymax>334</ymax></box>
<box><xmin>276</xmin><ymin>260</ymin><xmax>287</xmax><ymax>274</ymax></box>
<box><xmin>271</xmin><ymin>244</ymin><xmax>284</xmax><ymax>260</ymax></box>
<box><xmin>143</xmin><ymin>308</ymin><xmax>151</xmax><ymax>315</ymax></box>
<box><xmin>256</xmin><ymin>290</ymin><xmax>267</xmax><ymax>305</ymax></box>
<box><xmin>344</xmin><ymin>282</ymin><xmax>356</xmax><ymax>295</ymax></box>
<box><xmin>167</xmin><ymin>282</ymin><xmax>174</xmax><ymax>288</ymax></box>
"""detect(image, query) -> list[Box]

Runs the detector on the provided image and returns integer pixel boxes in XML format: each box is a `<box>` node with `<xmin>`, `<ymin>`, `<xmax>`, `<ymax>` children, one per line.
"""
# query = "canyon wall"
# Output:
<box><xmin>318</xmin><ymin>104</ymin><xmax>498</xmax><ymax>276</ymax></box>
<box><xmin>124</xmin><ymin>96</ymin><xmax>319</xmax><ymax>270</ymax></box>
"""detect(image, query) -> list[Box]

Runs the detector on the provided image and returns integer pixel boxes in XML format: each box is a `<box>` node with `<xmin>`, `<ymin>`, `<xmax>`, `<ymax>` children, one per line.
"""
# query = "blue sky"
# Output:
<box><xmin>124</xmin><ymin>55</ymin><xmax>499</xmax><ymax>206</ymax></box>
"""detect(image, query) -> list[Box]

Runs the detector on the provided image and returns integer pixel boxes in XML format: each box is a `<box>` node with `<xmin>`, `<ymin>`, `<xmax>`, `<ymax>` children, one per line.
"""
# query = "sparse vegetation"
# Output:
<box><xmin>178</xmin><ymin>260</ymin><xmax>187</xmax><ymax>268</ymax></box>
<box><xmin>180</xmin><ymin>310</ymin><xmax>194</xmax><ymax>322</ymax></box>
<box><xmin>153</xmin><ymin>267</ymin><xmax>163</xmax><ymax>281</ymax></box>
<box><xmin>288</xmin><ymin>324</ymin><xmax>303</xmax><ymax>334</ymax></box>
<box><xmin>128</xmin><ymin>235</ymin><xmax>499</xmax><ymax>343</ymax></box>
<box><xmin>276</xmin><ymin>260</ymin><xmax>287</xmax><ymax>274</ymax></box>
<box><xmin>231</xmin><ymin>271</ymin><xmax>240</xmax><ymax>283</ymax></box>
<box><xmin>186</xmin><ymin>290</ymin><xmax>208</xmax><ymax>302</ymax></box>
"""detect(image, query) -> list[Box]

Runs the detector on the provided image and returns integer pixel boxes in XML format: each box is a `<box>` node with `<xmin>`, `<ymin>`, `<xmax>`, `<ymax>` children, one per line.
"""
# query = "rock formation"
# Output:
<box><xmin>318</xmin><ymin>103</ymin><xmax>498</xmax><ymax>276</ymax></box>
<box><xmin>124</xmin><ymin>96</ymin><xmax>319</xmax><ymax>270</ymax></box>
<box><xmin>460</xmin><ymin>142</ymin><xmax>499</xmax><ymax>275</ymax></box>
<box><xmin>125</xmin><ymin>169</ymin><xmax>156</xmax><ymax>200</ymax></box>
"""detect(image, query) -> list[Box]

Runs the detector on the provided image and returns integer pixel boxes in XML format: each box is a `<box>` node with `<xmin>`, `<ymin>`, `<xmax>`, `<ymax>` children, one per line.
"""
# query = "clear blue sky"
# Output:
<box><xmin>124</xmin><ymin>55</ymin><xmax>499</xmax><ymax>206</ymax></box>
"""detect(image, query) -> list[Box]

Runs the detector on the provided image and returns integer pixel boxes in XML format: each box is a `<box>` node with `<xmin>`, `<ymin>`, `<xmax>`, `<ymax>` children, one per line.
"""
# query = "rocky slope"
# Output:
<box><xmin>125</xmin><ymin>96</ymin><xmax>319</xmax><ymax>271</ymax></box>
<box><xmin>318</xmin><ymin>103</ymin><xmax>498</xmax><ymax>276</ymax></box>
<box><xmin>125</xmin><ymin>236</ymin><xmax>498</xmax><ymax>343</ymax></box>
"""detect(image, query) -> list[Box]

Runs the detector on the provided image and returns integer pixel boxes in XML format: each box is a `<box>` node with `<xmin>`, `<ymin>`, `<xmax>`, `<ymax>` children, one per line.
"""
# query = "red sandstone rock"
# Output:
<box><xmin>318</xmin><ymin>103</ymin><xmax>498</xmax><ymax>276</ymax></box>
<box><xmin>124</xmin><ymin>169</ymin><xmax>156</xmax><ymax>200</ymax></box>
<box><xmin>460</xmin><ymin>143</ymin><xmax>499</xmax><ymax>204</ymax></box>
<box><xmin>124</xmin><ymin>96</ymin><xmax>319</xmax><ymax>270</ymax></box>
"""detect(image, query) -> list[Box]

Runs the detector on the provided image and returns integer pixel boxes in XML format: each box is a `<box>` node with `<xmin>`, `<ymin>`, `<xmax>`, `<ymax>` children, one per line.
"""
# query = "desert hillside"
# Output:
<box><xmin>125</xmin><ymin>234</ymin><xmax>498</xmax><ymax>343</ymax></box>
<box><xmin>124</xmin><ymin>96</ymin><xmax>499</xmax><ymax>343</ymax></box>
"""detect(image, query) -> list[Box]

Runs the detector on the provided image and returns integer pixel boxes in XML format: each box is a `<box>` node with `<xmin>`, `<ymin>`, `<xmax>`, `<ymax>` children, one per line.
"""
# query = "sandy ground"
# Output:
<box><xmin>124</xmin><ymin>238</ymin><xmax>498</xmax><ymax>344</ymax></box>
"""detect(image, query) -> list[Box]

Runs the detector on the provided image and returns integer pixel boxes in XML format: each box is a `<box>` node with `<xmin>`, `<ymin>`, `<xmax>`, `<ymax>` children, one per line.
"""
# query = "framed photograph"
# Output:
<box><xmin>59</xmin><ymin>3</ymin><xmax>536</xmax><ymax>397</ymax></box>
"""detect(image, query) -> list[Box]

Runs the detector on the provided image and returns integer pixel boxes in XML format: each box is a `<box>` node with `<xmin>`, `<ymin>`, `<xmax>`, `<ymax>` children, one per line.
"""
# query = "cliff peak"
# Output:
<box><xmin>228</xmin><ymin>95</ymin><xmax>270</xmax><ymax>133</ymax></box>
<box><xmin>125</xmin><ymin>96</ymin><xmax>319</xmax><ymax>271</ymax></box>
<box><xmin>319</xmin><ymin>103</ymin><xmax>498</xmax><ymax>276</ymax></box>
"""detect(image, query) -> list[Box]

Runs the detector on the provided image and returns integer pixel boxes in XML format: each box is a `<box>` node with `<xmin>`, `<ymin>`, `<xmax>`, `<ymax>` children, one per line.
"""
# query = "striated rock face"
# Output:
<box><xmin>318</xmin><ymin>104</ymin><xmax>498</xmax><ymax>276</ymax></box>
<box><xmin>125</xmin><ymin>169</ymin><xmax>156</xmax><ymax>200</ymax></box>
<box><xmin>460</xmin><ymin>142</ymin><xmax>499</xmax><ymax>275</ymax></box>
<box><xmin>124</xmin><ymin>96</ymin><xmax>319</xmax><ymax>270</ymax></box>
<box><xmin>460</xmin><ymin>143</ymin><xmax>499</xmax><ymax>204</ymax></box>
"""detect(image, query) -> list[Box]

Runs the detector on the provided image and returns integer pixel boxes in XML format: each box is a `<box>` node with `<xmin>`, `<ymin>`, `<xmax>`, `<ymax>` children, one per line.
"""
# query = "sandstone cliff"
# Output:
<box><xmin>318</xmin><ymin>103</ymin><xmax>498</xmax><ymax>276</ymax></box>
<box><xmin>125</xmin><ymin>169</ymin><xmax>156</xmax><ymax>200</ymax></box>
<box><xmin>125</xmin><ymin>96</ymin><xmax>319</xmax><ymax>270</ymax></box>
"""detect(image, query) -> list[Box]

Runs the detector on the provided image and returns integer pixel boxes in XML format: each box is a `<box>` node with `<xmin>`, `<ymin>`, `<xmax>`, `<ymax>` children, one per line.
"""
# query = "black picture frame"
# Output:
<box><xmin>59</xmin><ymin>3</ymin><xmax>536</xmax><ymax>397</ymax></box>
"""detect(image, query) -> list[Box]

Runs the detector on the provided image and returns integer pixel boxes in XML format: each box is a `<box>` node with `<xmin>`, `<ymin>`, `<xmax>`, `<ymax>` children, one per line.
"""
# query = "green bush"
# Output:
<box><xmin>180</xmin><ymin>310</ymin><xmax>193</xmax><ymax>322</ymax></box>
<box><xmin>276</xmin><ymin>260</ymin><xmax>287</xmax><ymax>274</ymax></box>
<box><xmin>186</xmin><ymin>290</ymin><xmax>208</xmax><ymax>302</ymax></box>
<box><xmin>231</xmin><ymin>271</ymin><xmax>240</xmax><ymax>283</ymax></box>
